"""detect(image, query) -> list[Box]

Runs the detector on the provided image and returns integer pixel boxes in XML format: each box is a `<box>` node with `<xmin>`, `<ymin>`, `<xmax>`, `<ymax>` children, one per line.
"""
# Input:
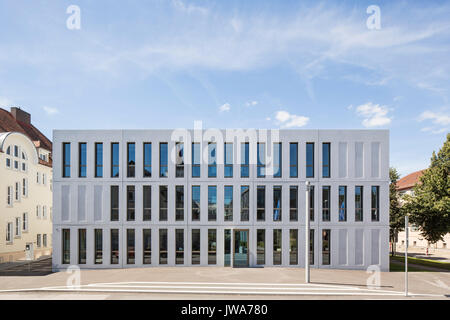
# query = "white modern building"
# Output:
<box><xmin>52</xmin><ymin>129</ymin><xmax>389</xmax><ymax>271</ymax></box>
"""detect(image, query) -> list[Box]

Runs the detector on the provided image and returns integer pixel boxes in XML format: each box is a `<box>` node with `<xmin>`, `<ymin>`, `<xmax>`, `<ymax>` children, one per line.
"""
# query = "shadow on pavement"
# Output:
<box><xmin>311</xmin><ymin>281</ymin><xmax>394</xmax><ymax>289</ymax></box>
<box><xmin>0</xmin><ymin>257</ymin><xmax>53</xmax><ymax>277</ymax></box>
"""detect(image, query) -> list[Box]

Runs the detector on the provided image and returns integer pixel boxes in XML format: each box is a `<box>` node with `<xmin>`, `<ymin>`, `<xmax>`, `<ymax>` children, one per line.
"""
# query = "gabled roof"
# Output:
<box><xmin>0</xmin><ymin>108</ymin><xmax>52</xmax><ymax>151</ymax></box>
<box><xmin>396</xmin><ymin>170</ymin><xmax>426</xmax><ymax>191</ymax></box>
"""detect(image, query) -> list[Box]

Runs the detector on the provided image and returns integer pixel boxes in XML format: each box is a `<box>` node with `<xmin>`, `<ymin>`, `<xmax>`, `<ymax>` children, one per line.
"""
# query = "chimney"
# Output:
<box><xmin>10</xmin><ymin>107</ymin><xmax>31</xmax><ymax>124</ymax></box>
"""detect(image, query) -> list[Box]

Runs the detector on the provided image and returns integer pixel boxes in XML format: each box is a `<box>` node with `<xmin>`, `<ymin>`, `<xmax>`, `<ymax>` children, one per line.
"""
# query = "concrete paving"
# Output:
<box><xmin>0</xmin><ymin>264</ymin><xmax>449</xmax><ymax>300</ymax></box>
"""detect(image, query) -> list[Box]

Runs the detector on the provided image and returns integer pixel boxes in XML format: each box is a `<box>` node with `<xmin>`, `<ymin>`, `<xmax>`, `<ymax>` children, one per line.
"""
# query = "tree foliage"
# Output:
<box><xmin>389</xmin><ymin>167</ymin><xmax>404</xmax><ymax>255</ymax></box>
<box><xmin>404</xmin><ymin>133</ymin><xmax>450</xmax><ymax>244</ymax></box>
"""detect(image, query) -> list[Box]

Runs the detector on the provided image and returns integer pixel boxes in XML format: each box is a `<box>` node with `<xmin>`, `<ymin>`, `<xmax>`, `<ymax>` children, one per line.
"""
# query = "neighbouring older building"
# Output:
<box><xmin>396</xmin><ymin>169</ymin><xmax>450</xmax><ymax>249</ymax></box>
<box><xmin>52</xmin><ymin>129</ymin><xmax>389</xmax><ymax>271</ymax></box>
<box><xmin>0</xmin><ymin>107</ymin><xmax>53</xmax><ymax>263</ymax></box>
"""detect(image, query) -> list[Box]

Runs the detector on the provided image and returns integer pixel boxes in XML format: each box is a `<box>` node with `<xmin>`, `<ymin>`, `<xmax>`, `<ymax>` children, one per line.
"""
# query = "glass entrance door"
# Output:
<box><xmin>233</xmin><ymin>229</ymin><xmax>249</xmax><ymax>267</ymax></box>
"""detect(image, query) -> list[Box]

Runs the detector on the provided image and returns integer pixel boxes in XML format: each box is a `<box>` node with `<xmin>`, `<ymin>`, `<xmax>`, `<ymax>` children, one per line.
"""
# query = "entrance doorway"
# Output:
<box><xmin>233</xmin><ymin>229</ymin><xmax>249</xmax><ymax>267</ymax></box>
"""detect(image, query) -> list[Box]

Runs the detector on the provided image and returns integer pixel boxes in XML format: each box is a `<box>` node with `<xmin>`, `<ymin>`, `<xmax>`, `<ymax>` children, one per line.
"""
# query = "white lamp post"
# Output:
<box><xmin>305</xmin><ymin>181</ymin><xmax>310</xmax><ymax>283</ymax></box>
<box><xmin>405</xmin><ymin>215</ymin><xmax>409</xmax><ymax>297</ymax></box>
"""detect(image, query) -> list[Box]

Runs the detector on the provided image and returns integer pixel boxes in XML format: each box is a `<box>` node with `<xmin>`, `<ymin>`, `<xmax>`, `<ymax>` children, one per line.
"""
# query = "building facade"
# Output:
<box><xmin>396</xmin><ymin>170</ymin><xmax>450</xmax><ymax>249</ymax></box>
<box><xmin>0</xmin><ymin>107</ymin><xmax>53</xmax><ymax>263</ymax></box>
<box><xmin>52</xmin><ymin>129</ymin><xmax>389</xmax><ymax>271</ymax></box>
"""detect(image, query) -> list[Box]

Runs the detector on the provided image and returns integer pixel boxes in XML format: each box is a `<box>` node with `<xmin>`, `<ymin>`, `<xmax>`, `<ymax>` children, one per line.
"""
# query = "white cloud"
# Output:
<box><xmin>275</xmin><ymin>110</ymin><xmax>309</xmax><ymax>128</ymax></box>
<box><xmin>245</xmin><ymin>101</ymin><xmax>258</xmax><ymax>107</ymax></box>
<box><xmin>172</xmin><ymin>0</ymin><xmax>209</xmax><ymax>15</ymax></box>
<box><xmin>43</xmin><ymin>106</ymin><xmax>59</xmax><ymax>115</ymax></box>
<box><xmin>355</xmin><ymin>102</ymin><xmax>392</xmax><ymax>127</ymax></box>
<box><xmin>219</xmin><ymin>103</ymin><xmax>230</xmax><ymax>112</ymax></box>
<box><xmin>0</xmin><ymin>96</ymin><xmax>12</xmax><ymax>107</ymax></box>
<box><xmin>418</xmin><ymin>110</ymin><xmax>450</xmax><ymax>134</ymax></box>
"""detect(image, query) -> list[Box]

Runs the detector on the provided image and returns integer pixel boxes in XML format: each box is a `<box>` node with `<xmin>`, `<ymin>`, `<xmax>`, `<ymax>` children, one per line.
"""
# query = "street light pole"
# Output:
<box><xmin>305</xmin><ymin>181</ymin><xmax>310</xmax><ymax>283</ymax></box>
<box><xmin>405</xmin><ymin>215</ymin><xmax>409</xmax><ymax>297</ymax></box>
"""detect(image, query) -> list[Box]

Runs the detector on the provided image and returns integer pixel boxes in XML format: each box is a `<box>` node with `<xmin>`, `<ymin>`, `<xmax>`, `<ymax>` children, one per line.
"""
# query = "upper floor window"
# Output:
<box><xmin>22</xmin><ymin>213</ymin><xmax>28</xmax><ymax>232</ymax></box>
<box><xmin>6</xmin><ymin>222</ymin><xmax>12</xmax><ymax>243</ymax></box>
<box><xmin>192</xmin><ymin>143</ymin><xmax>200</xmax><ymax>178</ymax></box>
<box><xmin>175</xmin><ymin>142</ymin><xmax>184</xmax><ymax>178</ymax></box>
<box><xmin>339</xmin><ymin>186</ymin><xmax>347</xmax><ymax>221</ymax></box>
<box><xmin>159</xmin><ymin>185</ymin><xmax>168</xmax><ymax>221</ymax></box>
<box><xmin>22</xmin><ymin>178</ymin><xmax>27</xmax><ymax>197</ymax></box>
<box><xmin>176</xmin><ymin>185</ymin><xmax>184</xmax><ymax>221</ymax></box>
<box><xmin>127</xmin><ymin>185</ymin><xmax>135</xmax><ymax>221</ymax></box>
<box><xmin>371</xmin><ymin>186</ymin><xmax>380</xmax><ymax>221</ymax></box>
<box><xmin>240</xmin><ymin>186</ymin><xmax>249</xmax><ymax>221</ymax></box>
<box><xmin>322</xmin><ymin>143</ymin><xmax>330</xmax><ymax>178</ymax></box>
<box><xmin>15</xmin><ymin>218</ymin><xmax>21</xmax><ymax>238</ymax></box>
<box><xmin>208</xmin><ymin>142</ymin><xmax>217</xmax><ymax>178</ymax></box>
<box><xmin>192</xmin><ymin>186</ymin><xmax>200</xmax><ymax>221</ymax></box>
<box><xmin>62</xmin><ymin>143</ymin><xmax>71</xmax><ymax>178</ymax></box>
<box><xmin>143</xmin><ymin>143</ymin><xmax>152</xmax><ymax>177</ymax></box>
<box><xmin>159</xmin><ymin>143</ymin><xmax>168</xmax><ymax>178</ymax></box>
<box><xmin>7</xmin><ymin>186</ymin><xmax>12</xmax><ymax>206</ymax></box>
<box><xmin>224</xmin><ymin>186</ymin><xmax>233</xmax><ymax>221</ymax></box>
<box><xmin>240</xmin><ymin>142</ymin><xmax>249</xmax><ymax>178</ymax></box>
<box><xmin>257</xmin><ymin>142</ymin><xmax>265</xmax><ymax>178</ymax></box>
<box><xmin>127</xmin><ymin>143</ymin><xmax>135</xmax><ymax>178</ymax></box>
<box><xmin>224</xmin><ymin>143</ymin><xmax>233</xmax><ymax>178</ymax></box>
<box><xmin>322</xmin><ymin>186</ymin><xmax>330</xmax><ymax>221</ymax></box>
<box><xmin>111</xmin><ymin>143</ymin><xmax>120</xmax><ymax>178</ymax></box>
<box><xmin>143</xmin><ymin>185</ymin><xmax>151</xmax><ymax>221</ymax></box>
<box><xmin>290</xmin><ymin>186</ymin><xmax>298</xmax><ymax>221</ymax></box>
<box><xmin>95</xmin><ymin>143</ymin><xmax>103</xmax><ymax>178</ymax></box>
<box><xmin>355</xmin><ymin>186</ymin><xmax>363</xmax><ymax>222</ymax></box>
<box><xmin>78</xmin><ymin>143</ymin><xmax>87</xmax><ymax>178</ymax></box>
<box><xmin>208</xmin><ymin>186</ymin><xmax>217</xmax><ymax>221</ymax></box>
<box><xmin>273</xmin><ymin>143</ymin><xmax>282</xmax><ymax>178</ymax></box>
<box><xmin>306</xmin><ymin>143</ymin><xmax>314</xmax><ymax>178</ymax></box>
<box><xmin>257</xmin><ymin>186</ymin><xmax>265</xmax><ymax>221</ymax></box>
<box><xmin>110</xmin><ymin>186</ymin><xmax>119</xmax><ymax>221</ymax></box>
<box><xmin>6</xmin><ymin>146</ymin><xmax>11</xmax><ymax>155</ymax></box>
<box><xmin>289</xmin><ymin>143</ymin><xmax>298</xmax><ymax>178</ymax></box>
<box><xmin>273</xmin><ymin>186</ymin><xmax>282</xmax><ymax>221</ymax></box>
<box><xmin>14</xmin><ymin>145</ymin><xmax>18</xmax><ymax>157</ymax></box>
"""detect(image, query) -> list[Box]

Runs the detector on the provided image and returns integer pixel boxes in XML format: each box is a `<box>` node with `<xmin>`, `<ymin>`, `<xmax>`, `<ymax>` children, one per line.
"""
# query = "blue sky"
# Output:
<box><xmin>0</xmin><ymin>0</ymin><xmax>449</xmax><ymax>176</ymax></box>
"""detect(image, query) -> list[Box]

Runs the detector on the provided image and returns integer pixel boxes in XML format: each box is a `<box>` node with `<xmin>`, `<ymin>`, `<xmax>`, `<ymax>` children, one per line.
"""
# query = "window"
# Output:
<box><xmin>224</xmin><ymin>186</ymin><xmax>233</xmax><ymax>221</ymax></box>
<box><xmin>273</xmin><ymin>142</ymin><xmax>282</xmax><ymax>178</ymax></box>
<box><xmin>322</xmin><ymin>143</ymin><xmax>330</xmax><ymax>178</ymax></box>
<box><xmin>127</xmin><ymin>229</ymin><xmax>135</xmax><ymax>264</ymax></box>
<box><xmin>240</xmin><ymin>142</ymin><xmax>249</xmax><ymax>178</ymax></box>
<box><xmin>306</xmin><ymin>142</ymin><xmax>314</xmax><ymax>178</ymax></box>
<box><xmin>37</xmin><ymin>234</ymin><xmax>41</xmax><ymax>247</ymax></box>
<box><xmin>143</xmin><ymin>143</ymin><xmax>152</xmax><ymax>177</ymax></box>
<box><xmin>78</xmin><ymin>229</ymin><xmax>86</xmax><ymax>264</ymax></box>
<box><xmin>257</xmin><ymin>229</ymin><xmax>265</xmax><ymax>265</ymax></box>
<box><xmin>110</xmin><ymin>186</ymin><xmax>119</xmax><ymax>221</ymax></box>
<box><xmin>339</xmin><ymin>186</ymin><xmax>347</xmax><ymax>221</ymax></box>
<box><xmin>95</xmin><ymin>143</ymin><xmax>103</xmax><ymax>178</ymax></box>
<box><xmin>22</xmin><ymin>178</ymin><xmax>27</xmax><ymax>197</ymax></box>
<box><xmin>175</xmin><ymin>142</ymin><xmax>184</xmax><ymax>177</ymax></box>
<box><xmin>36</xmin><ymin>205</ymin><xmax>41</xmax><ymax>219</ymax></box>
<box><xmin>355</xmin><ymin>186</ymin><xmax>363</xmax><ymax>222</ymax></box>
<box><xmin>127</xmin><ymin>143</ymin><xmax>135</xmax><ymax>178</ymax></box>
<box><xmin>22</xmin><ymin>213</ymin><xmax>28</xmax><ymax>232</ymax></box>
<box><xmin>7</xmin><ymin>186</ymin><xmax>12</xmax><ymax>206</ymax></box>
<box><xmin>310</xmin><ymin>229</ymin><xmax>315</xmax><ymax>265</ymax></box>
<box><xmin>14</xmin><ymin>145</ymin><xmax>18</xmax><ymax>157</ymax></box>
<box><xmin>273</xmin><ymin>229</ymin><xmax>282</xmax><ymax>265</ymax></box>
<box><xmin>191</xmin><ymin>186</ymin><xmax>200</xmax><ymax>221</ymax></box>
<box><xmin>224</xmin><ymin>229</ymin><xmax>231</xmax><ymax>267</ymax></box>
<box><xmin>257</xmin><ymin>186</ymin><xmax>265</xmax><ymax>221</ymax></box>
<box><xmin>192</xmin><ymin>229</ymin><xmax>200</xmax><ymax>264</ymax></box>
<box><xmin>224</xmin><ymin>143</ymin><xmax>233</xmax><ymax>178</ymax></box>
<box><xmin>127</xmin><ymin>186</ymin><xmax>135</xmax><ymax>221</ymax></box>
<box><xmin>159</xmin><ymin>143</ymin><xmax>168</xmax><ymax>178</ymax></box>
<box><xmin>208</xmin><ymin>142</ymin><xmax>217</xmax><ymax>178</ymax></box>
<box><xmin>15</xmin><ymin>182</ymin><xmax>19</xmax><ymax>201</ymax></box>
<box><xmin>309</xmin><ymin>185</ymin><xmax>315</xmax><ymax>221</ymax></box>
<box><xmin>240</xmin><ymin>186</ymin><xmax>249</xmax><ymax>221</ymax></box>
<box><xmin>6</xmin><ymin>158</ymin><xmax>11</xmax><ymax>168</ymax></box>
<box><xmin>79</xmin><ymin>143</ymin><xmax>87</xmax><ymax>178</ymax></box>
<box><xmin>208</xmin><ymin>186</ymin><xmax>217</xmax><ymax>221</ymax></box>
<box><xmin>143</xmin><ymin>186</ymin><xmax>151</xmax><ymax>221</ymax></box>
<box><xmin>111</xmin><ymin>143</ymin><xmax>119</xmax><ymax>178</ymax></box>
<box><xmin>290</xmin><ymin>229</ymin><xmax>298</xmax><ymax>265</ymax></box>
<box><xmin>371</xmin><ymin>186</ymin><xmax>380</xmax><ymax>221</ymax></box>
<box><xmin>208</xmin><ymin>229</ymin><xmax>217</xmax><ymax>264</ymax></box>
<box><xmin>21</xmin><ymin>162</ymin><xmax>26</xmax><ymax>172</ymax></box>
<box><xmin>111</xmin><ymin>229</ymin><xmax>119</xmax><ymax>264</ymax></box>
<box><xmin>290</xmin><ymin>186</ymin><xmax>298</xmax><ymax>221</ymax></box>
<box><xmin>63</xmin><ymin>143</ymin><xmax>71</xmax><ymax>178</ymax></box>
<box><xmin>62</xmin><ymin>229</ymin><xmax>70</xmax><ymax>264</ymax></box>
<box><xmin>36</xmin><ymin>172</ymin><xmax>40</xmax><ymax>184</ymax></box>
<box><xmin>257</xmin><ymin>142</ymin><xmax>265</xmax><ymax>178</ymax></box>
<box><xmin>159</xmin><ymin>186</ymin><xmax>168</xmax><ymax>221</ymax></box>
<box><xmin>322</xmin><ymin>229</ymin><xmax>331</xmax><ymax>265</ymax></box>
<box><xmin>15</xmin><ymin>217</ymin><xmax>21</xmax><ymax>237</ymax></box>
<box><xmin>176</xmin><ymin>186</ymin><xmax>184</xmax><ymax>221</ymax></box>
<box><xmin>322</xmin><ymin>186</ymin><xmax>330</xmax><ymax>221</ymax></box>
<box><xmin>176</xmin><ymin>229</ymin><xmax>184</xmax><ymax>265</ymax></box>
<box><xmin>290</xmin><ymin>143</ymin><xmax>298</xmax><ymax>178</ymax></box>
<box><xmin>192</xmin><ymin>143</ymin><xmax>200</xmax><ymax>178</ymax></box>
<box><xmin>43</xmin><ymin>205</ymin><xmax>47</xmax><ymax>219</ymax></box>
<box><xmin>273</xmin><ymin>186</ymin><xmax>282</xmax><ymax>221</ymax></box>
<box><xmin>95</xmin><ymin>229</ymin><xmax>103</xmax><ymax>264</ymax></box>
<box><xmin>6</xmin><ymin>222</ymin><xmax>12</xmax><ymax>243</ymax></box>
<box><xmin>159</xmin><ymin>229</ymin><xmax>168</xmax><ymax>265</ymax></box>
<box><xmin>143</xmin><ymin>229</ymin><xmax>151</xmax><ymax>264</ymax></box>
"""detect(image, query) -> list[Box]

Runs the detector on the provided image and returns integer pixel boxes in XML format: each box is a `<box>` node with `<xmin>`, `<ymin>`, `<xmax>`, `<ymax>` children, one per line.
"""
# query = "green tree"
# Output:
<box><xmin>404</xmin><ymin>133</ymin><xmax>450</xmax><ymax>244</ymax></box>
<box><xmin>389</xmin><ymin>167</ymin><xmax>404</xmax><ymax>256</ymax></box>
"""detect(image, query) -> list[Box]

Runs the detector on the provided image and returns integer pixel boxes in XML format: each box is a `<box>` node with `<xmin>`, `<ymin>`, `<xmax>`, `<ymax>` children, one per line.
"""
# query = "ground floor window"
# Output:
<box><xmin>95</xmin><ymin>229</ymin><xmax>103</xmax><ymax>264</ymax></box>
<box><xmin>127</xmin><ymin>229</ymin><xmax>135</xmax><ymax>264</ymax></box>
<box><xmin>322</xmin><ymin>229</ymin><xmax>331</xmax><ymax>265</ymax></box>
<box><xmin>192</xmin><ymin>229</ymin><xmax>200</xmax><ymax>265</ymax></box>
<box><xmin>224</xmin><ymin>229</ymin><xmax>231</xmax><ymax>267</ymax></box>
<box><xmin>273</xmin><ymin>229</ymin><xmax>282</xmax><ymax>265</ymax></box>
<box><xmin>208</xmin><ymin>229</ymin><xmax>216</xmax><ymax>265</ymax></box>
<box><xmin>143</xmin><ymin>229</ymin><xmax>151</xmax><ymax>264</ymax></box>
<box><xmin>257</xmin><ymin>229</ymin><xmax>265</xmax><ymax>265</ymax></box>
<box><xmin>176</xmin><ymin>229</ymin><xmax>184</xmax><ymax>265</ymax></box>
<box><xmin>289</xmin><ymin>229</ymin><xmax>298</xmax><ymax>265</ymax></box>
<box><xmin>159</xmin><ymin>229</ymin><xmax>168</xmax><ymax>265</ymax></box>
<box><xmin>78</xmin><ymin>229</ymin><xmax>86</xmax><ymax>264</ymax></box>
<box><xmin>310</xmin><ymin>229</ymin><xmax>314</xmax><ymax>265</ymax></box>
<box><xmin>62</xmin><ymin>229</ymin><xmax>70</xmax><ymax>264</ymax></box>
<box><xmin>110</xmin><ymin>229</ymin><xmax>119</xmax><ymax>264</ymax></box>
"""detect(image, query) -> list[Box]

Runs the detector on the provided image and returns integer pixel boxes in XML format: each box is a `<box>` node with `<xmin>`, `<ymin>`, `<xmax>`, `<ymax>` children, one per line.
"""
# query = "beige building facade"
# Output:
<box><xmin>0</xmin><ymin>108</ymin><xmax>52</xmax><ymax>263</ymax></box>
